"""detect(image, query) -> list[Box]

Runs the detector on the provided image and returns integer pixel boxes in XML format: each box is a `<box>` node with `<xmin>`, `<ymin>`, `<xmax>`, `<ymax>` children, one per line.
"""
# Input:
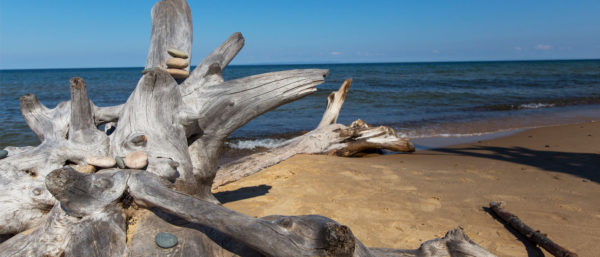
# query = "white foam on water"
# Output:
<box><xmin>519</xmin><ymin>103</ymin><xmax>555</xmax><ymax>109</ymax></box>
<box><xmin>227</xmin><ymin>138</ymin><xmax>287</xmax><ymax>150</ymax></box>
<box><xmin>399</xmin><ymin>129</ymin><xmax>514</xmax><ymax>139</ymax></box>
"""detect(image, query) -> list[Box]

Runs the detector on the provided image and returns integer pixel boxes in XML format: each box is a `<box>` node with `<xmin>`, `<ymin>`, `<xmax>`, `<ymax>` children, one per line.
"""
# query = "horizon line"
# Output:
<box><xmin>1</xmin><ymin>57</ymin><xmax>599</xmax><ymax>71</ymax></box>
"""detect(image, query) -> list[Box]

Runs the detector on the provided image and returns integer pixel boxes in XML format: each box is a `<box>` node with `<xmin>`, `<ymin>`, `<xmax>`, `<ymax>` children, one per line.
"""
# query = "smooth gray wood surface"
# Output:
<box><xmin>0</xmin><ymin>0</ymin><xmax>497</xmax><ymax>256</ymax></box>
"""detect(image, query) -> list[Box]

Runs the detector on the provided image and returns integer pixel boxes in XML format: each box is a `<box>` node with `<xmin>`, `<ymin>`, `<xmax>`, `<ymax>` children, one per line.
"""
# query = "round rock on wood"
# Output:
<box><xmin>0</xmin><ymin>149</ymin><xmax>7</xmax><ymax>159</ymax></box>
<box><xmin>155</xmin><ymin>232</ymin><xmax>178</xmax><ymax>248</ymax></box>
<box><xmin>85</xmin><ymin>156</ymin><xmax>116</xmax><ymax>168</ymax></box>
<box><xmin>125</xmin><ymin>151</ymin><xmax>148</xmax><ymax>169</ymax></box>
<box><xmin>115</xmin><ymin>156</ymin><xmax>126</xmax><ymax>169</ymax></box>
<box><xmin>167</xmin><ymin>48</ymin><xmax>188</xmax><ymax>59</ymax></box>
<box><xmin>72</xmin><ymin>164</ymin><xmax>96</xmax><ymax>174</ymax></box>
<box><xmin>166</xmin><ymin>68</ymin><xmax>189</xmax><ymax>79</ymax></box>
<box><xmin>166</xmin><ymin>58</ymin><xmax>189</xmax><ymax>69</ymax></box>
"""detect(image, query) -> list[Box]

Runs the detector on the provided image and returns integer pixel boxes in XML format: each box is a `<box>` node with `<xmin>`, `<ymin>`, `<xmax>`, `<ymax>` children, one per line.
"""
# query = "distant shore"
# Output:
<box><xmin>214</xmin><ymin>121</ymin><xmax>600</xmax><ymax>257</ymax></box>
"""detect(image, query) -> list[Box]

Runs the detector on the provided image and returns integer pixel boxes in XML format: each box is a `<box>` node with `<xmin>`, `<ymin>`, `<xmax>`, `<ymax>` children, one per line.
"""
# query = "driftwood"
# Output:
<box><xmin>489</xmin><ymin>202</ymin><xmax>578</xmax><ymax>257</ymax></box>
<box><xmin>213</xmin><ymin>79</ymin><xmax>415</xmax><ymax>189</ymax></box>
<box><xmin>0</xmin><ymin>0</ymin><xmax>497</xmax><ymax>256</ymax></box>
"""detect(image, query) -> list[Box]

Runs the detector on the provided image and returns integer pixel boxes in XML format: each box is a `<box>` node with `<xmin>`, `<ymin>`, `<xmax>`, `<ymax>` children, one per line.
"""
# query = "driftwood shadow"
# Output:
<box><xmin>214</xmin><ymin>184</ymin><xmax>272</xmax><ymax>204</ymax></box>
<box><xmin>482</xmin><ymin>207</ymin><xmax>545</xmax><ymax>257</ymax></box>
<box><xmin>149</xmin><ymin>208</ymin><xmax>261</xmax><ymax>257</ymax></box>
<box><xmin>432</xmin><ymin>146</ymin><xmax>599</xmax><ymax>182</ymax></box>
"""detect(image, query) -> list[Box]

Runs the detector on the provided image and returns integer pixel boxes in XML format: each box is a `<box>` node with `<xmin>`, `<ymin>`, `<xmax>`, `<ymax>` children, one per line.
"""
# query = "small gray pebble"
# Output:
<box><xmin>0</xmin><ymin>149</ymin><xmax>8</xmax><ymax>159</ymax></box>
<box><xmin>155</xmin><ymin>232</ymin><xmax>178</xmax><ymax>248</ymax></box>
<box><xmin>116</xmin><ymin>156</ymin><xmax>126</xmax><ymax>169</ymax></box>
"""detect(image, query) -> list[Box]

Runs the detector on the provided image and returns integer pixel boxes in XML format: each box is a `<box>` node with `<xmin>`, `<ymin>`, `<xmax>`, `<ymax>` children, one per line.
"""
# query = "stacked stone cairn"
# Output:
<box><xmin>166</xmin><ymin>48</ymin><xmax>189</xmax><ymax>79</ymax></box>
<box><xmin>141</xmin><ymin>48</ymin><xmax>190</xmax><ymax>80</ymax></box>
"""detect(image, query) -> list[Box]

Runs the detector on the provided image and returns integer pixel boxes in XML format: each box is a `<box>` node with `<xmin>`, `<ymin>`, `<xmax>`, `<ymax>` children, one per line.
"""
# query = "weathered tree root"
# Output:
<box><xmin>489</xmin><ymin>201</ymin><xmax>578</xmax><ymax>257</ymax></box>
<box><xmin>1</xmin><ymin>168</ymin><xmax>496</xmax><ymax>257</ymax></box>
<box><xmin>0</xmin><ymin>0</ymin><xmax>495</xmax><ymax>256</ymax></box>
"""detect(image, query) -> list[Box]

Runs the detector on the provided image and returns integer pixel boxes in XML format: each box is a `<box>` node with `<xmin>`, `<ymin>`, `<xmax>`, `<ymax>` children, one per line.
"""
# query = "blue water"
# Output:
<box><xmin>1</xmin><ymin>60</ymin><xmax>600</xmax><ymax>148</ymax></box>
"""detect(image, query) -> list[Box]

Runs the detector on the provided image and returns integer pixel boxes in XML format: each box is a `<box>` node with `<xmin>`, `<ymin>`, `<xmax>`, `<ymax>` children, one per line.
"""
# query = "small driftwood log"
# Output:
<box><xmin>0</xmin><ymin>0</ymin><xmax>496</xmax><ymax>256</ymax></box>
<box><xmin>489</xmin><ymin>202</ymin><xmax>578</xmax><ymax>257</ymax></box>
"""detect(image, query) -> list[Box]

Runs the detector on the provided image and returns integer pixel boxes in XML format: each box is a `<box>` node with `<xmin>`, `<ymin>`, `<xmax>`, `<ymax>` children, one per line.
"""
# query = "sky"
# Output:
<box><xmin>0</xmin><ymin>0</ymin><xmax>599</xmax><ymax>69</ymax></box>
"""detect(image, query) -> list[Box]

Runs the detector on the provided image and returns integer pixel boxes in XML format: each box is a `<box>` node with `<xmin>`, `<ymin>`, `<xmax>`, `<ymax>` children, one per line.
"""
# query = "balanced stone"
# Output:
<box><xmin>167</xmin><ymin>69</ymin><xmax>189</xmax><ymax>79</ymax></box>
<box><xmin>115</xmin><ymin>156</ymin><xmax>126</xmax><ymax>169</ymax></box>
<box><xmin>72</xmin><ymin>164</ymin><xmax>96</xmax><ymax>174</ymax></box>
<box><xmin>167</xmin><ymin>48</ymin><xmax>188</xmax><ymax>59</ymax></box>
<box><xmin>166</xmin><ymin>58</ymin><xmax>189</xmax><ymax>69</ymax></box>
<box><xmin>155</xmin><ymin>232</ymin><xmax>178</xmax><ymax>248</ymax></box>
<box><xmin>86</xmin><ymin>156</ymin><xmax>116</xmax><ymax>168</ymax></box>
<box><xmin>125</xmin><ymin>151</ymin><xmax>148</xmax><ymax>169</ymax></box>
<box><xmin>0</xmin><ymin>149</ymin><xmax>7</xmax><ymax>159</ymax></box>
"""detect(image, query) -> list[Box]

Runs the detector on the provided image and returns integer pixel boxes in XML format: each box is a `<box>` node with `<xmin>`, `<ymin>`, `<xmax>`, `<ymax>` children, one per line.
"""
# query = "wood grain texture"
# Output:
<box><xmin>126</xmin><ymin>208</ymin><xmax>260</xmax><ymax>257</ymax></box>
<box><xmin>0</xmin><ymin>1</ymin><xmax>497</xmax><ymax>256</ymax></box>
<box><xmin>183</xmin><ymin>68</ymin><xmax>328</xmax><ymax>201</ymax></box>
<box><xmin>0</xmin><ymin>168</ymin><xmax>129</xmax><ymax>257</ymax></box>
<box><xmin>318</xmin><ymin>78</ymin><xmax>352</xmax><ymax>128</ymax></box>
<box><xmin>145</xmin><ymin>0</ymin><xmax>193</xmax><ymax>72</ymax></box>
<box><xmin>110</xmin><ymin>69</ymin><xmax>195</xmax><ymax>193</ymax></box>
<box><xmin>19</xmin><ymin>94</ymin><xmax>69</xmax><ymax>142</ymax></box>
<box><xmin>0</xmin><ymin>78</ymin><xmax>110</xmax><ymax>235</ymax></box>
<box><xmin>129</xmin><ymin>171</ymin><xmax>362</xmax><ymax>257</ymax></box>
<box><xmin>180</xmin><ymin>32</ymin><xmax>245</xmax><ymax>95</ymax></box>
<box><xmin>213</xmin><ymin>81</ymin><xmax>414</xmax><ymax>189</ymax></box>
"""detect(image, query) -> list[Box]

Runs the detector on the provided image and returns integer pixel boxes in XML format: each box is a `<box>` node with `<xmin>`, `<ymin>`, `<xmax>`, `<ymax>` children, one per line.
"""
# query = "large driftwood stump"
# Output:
<box><xmin>0</xmin><ymin>0</ymin><xmax>496</xmax><ymax>256</ymax></box>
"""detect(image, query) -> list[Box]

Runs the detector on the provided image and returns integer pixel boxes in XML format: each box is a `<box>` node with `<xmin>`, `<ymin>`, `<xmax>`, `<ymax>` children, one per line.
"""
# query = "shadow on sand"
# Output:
<box><xmin>432</xmin><ymin>145</ymin><xmax>599</xmax><ymax>182</ymax></box>
<box><xmin>214</xmin><ymin>184</ymin><xmax>272</xmax><ymax>204</ymax></box>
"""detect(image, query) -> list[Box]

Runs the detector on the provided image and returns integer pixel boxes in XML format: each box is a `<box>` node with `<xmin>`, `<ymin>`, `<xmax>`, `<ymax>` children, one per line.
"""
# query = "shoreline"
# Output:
<box><xmin>214</xmin><ymin>121</ymin><xmax>600</xmax><ymax>257</ymax></box>
<box><xmin>219</xmin><ymin>104</ymin><xmax>600</xmax><ymax>163</ymax></box>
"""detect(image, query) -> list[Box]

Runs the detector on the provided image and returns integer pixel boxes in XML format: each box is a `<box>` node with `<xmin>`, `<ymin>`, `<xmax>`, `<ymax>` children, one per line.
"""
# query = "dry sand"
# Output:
<box><xmin>214</xmin><ymin>121</ymin><xmax>600</xmax><ymax>257</ymax></box>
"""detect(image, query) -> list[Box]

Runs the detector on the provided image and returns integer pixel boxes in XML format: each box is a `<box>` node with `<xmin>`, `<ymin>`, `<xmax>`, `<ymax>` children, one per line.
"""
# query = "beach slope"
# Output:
<box><xmin>215</xmin><ymin>121</ymin><xmax>600</xmax><ymax>257</ymax></box>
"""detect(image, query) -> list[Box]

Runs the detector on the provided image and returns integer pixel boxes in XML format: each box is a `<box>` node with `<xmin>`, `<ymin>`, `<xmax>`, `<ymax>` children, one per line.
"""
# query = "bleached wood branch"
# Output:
<box><xmin>0</xmin><ymin>1</ymin><xmax>497</xmax><ymax>256</ymax></box>
<box><xmin>183</xmin><ymin>68</ymin><xmax>328</xmax><ymax>201</ymax></box>
<box><xmin>180</xmin><ymin>32</ymin><xmax>245</xmax><ymax>93</ymax></box>
<box><xmin>145</xmin><ymin>0</ymin><xmax>193</xmax><ymax>72</ymax></box>
<box><xmin>0</xmin><ymin>78</ymin><xmax>109</xmax><ymax>235</ymax></box>
<box><xmin>213</xmin><ymin>81</ymin><xmax>415</xmax><ymax>189</ymax></box>
<box><xmin>318</xmin><ymin>78</ymin><xmax>352</xmax><ymax>128</ymax></box>
<box><xmin>19</xmin><ymin>94</ymin><xmax>69</xmax><ymax>142</ymax></box>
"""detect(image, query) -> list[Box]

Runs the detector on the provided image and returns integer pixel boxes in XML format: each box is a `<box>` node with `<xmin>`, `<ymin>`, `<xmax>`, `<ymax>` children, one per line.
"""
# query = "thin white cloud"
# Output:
<box><xmin>535</xmin><ymin>44</ymin><xmax>552</xmax><ymax>50</ymax></box>
<box><xmin>432</xmin><ymin>49</ymin><xmax>439</xmax><ymax>54</ymax></box>
<box><xmin>514</xmin><ymin>46</ymin><xmax>522</xmax><ymax>51</ymax></box>
<box><xmin>330</xmin><ymin>51</ymin><xmax>343</xmax><ymax>56</ymax></box>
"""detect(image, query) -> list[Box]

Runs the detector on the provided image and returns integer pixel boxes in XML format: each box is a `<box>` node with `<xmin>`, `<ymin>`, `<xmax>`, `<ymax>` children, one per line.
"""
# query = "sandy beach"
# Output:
<box><xmin>214</xmin><ymin>121</ymin><xmax>600</xmax><ymax>257</ymax></box>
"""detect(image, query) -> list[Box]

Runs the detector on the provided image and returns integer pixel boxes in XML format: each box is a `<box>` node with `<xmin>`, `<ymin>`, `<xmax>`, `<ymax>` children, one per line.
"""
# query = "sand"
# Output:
<box><xmin>214</xmin><ymin>122</ymin><xmax>600</xmax><ymax>257</ymax></box>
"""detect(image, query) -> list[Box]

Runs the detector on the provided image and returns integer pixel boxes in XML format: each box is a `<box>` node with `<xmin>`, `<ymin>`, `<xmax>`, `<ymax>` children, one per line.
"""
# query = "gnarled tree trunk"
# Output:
<box><xmin>0</xmin><ymin>0</ymin><xmax>496</xmax><ymax>256</ymax></box>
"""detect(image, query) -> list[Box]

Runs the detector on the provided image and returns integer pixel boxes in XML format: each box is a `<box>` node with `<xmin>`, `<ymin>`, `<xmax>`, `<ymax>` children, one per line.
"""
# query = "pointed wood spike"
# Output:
<box><xmin>145</xmin><ymin>0</ymin><xmax>193</xmax><ymax>72</ymax></box>
<box><xmin>318</xmin><ymin>78</ymin><xmax>352</xmax><ymax>128</ymax></box>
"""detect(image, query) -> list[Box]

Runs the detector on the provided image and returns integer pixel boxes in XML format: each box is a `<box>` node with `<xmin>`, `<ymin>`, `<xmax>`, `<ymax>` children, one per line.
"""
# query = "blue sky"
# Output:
<box><xmin>0</xmin><ymin>0</ymin><xmax>599</xmax><ymax>69</ymax></box>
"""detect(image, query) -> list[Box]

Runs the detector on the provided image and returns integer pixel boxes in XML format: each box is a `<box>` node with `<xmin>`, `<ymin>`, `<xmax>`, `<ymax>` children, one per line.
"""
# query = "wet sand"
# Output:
<box><xmin>213</xmin><ymin>121</ymin><xmax>600</xmax><ymax>257</ymax></box>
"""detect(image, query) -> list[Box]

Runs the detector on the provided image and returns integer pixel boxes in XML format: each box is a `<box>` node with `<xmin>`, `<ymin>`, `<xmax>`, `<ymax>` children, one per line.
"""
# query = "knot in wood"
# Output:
<box><xmin>323</xmin><ymin>222</ymin><xmax>355</xmax><ymax>257</ymax></box>
<box><xmin>70</xmin><ymin>77</ymin><xmax>85</xmax><ymax>89</ymax></box>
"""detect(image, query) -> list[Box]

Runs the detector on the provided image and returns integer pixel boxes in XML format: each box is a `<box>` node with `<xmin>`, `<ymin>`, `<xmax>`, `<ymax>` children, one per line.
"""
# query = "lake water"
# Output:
<box><xmin>1</xmin><ymin>60</ymin><xmax>599</xmax><ymax>150</ymax></box>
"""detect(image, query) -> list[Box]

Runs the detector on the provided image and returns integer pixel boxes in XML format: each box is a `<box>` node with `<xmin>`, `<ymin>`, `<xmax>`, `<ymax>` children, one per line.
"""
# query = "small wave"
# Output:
<box><xmin>405</xmin><ymin>131</ymin><xmax>498</xmax><ymax>139</ymax></box>
<box><xmin>475</xmin><ymin>96</ymin><xmax>600</xmax><ymax>111</ymax></box>
<box><xmin>481</xmin><ymin>102</ymin><xmax>555</xmax><ymax>111</ymax></box>
<box><xmin>227</xmin><ymin>138</ymin><xmax>287</xmax><ymax>150</ymax></box>
<box><xmin>519</xmin><ymin>103</ymin><xmax>555</xmax><ymax>109</ymax></box>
